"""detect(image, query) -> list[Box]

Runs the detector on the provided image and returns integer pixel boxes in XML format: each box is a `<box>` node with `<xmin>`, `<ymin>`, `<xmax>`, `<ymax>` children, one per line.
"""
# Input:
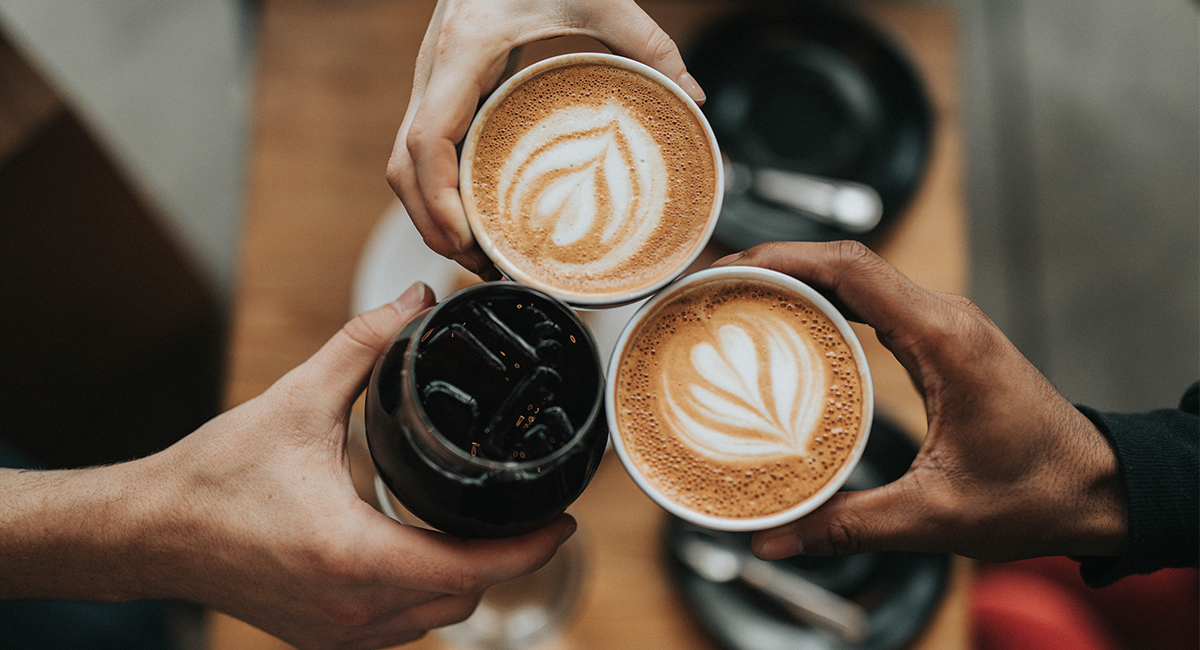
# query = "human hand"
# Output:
<box><xmin>128</xmin><ymin>282</ymin><xmax>576</xmax><ymax>649</ymax></box>
<box><xmin>387</xmin><ymin>0</ymin><xmax>705</xmax><ymax>276</ymax></box>
<box><xmin>712</xmin><ymin>242</ymin><xmax>1126</xmax><ymax>563</ymax></box>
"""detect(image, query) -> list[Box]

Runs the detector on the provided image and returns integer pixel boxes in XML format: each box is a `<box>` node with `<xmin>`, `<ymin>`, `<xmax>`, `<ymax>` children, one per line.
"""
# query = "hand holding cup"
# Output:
<box><xmin>388</xmin><ymin>0</ymin><xmax>707</xmax><ymax>276</ymax></box>
<box><xmin>714</xmin><ymin>242</ymin><xmax>1126</xmax><ymax>563</ymax></box>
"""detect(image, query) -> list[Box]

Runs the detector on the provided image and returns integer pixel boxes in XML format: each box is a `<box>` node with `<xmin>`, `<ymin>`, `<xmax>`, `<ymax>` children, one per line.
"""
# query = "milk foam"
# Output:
<box><xmin>614</xmin><ymin>279</ymin><xmax>865</xmax><ymax>519</ymax></box>
<box><xmin>468</xmin><ymin>62</ymin><xmax>717</xmax><ymax>300</ymax></box>
<box><xmin>663</xmin><ymin>319</ymin><xmax>826</xmax><ymax>461</ymax></box>
<box><xmin>496</xmin><ymin>101</ymin><xmax>668</xmax><ymax>275</ymax></box>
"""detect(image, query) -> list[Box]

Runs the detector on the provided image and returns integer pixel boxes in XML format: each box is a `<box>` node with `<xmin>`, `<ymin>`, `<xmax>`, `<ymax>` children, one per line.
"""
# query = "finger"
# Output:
<box><xmin>570</xmin><ymin>0</ymin><xmax>705</xmax><ymax>104</ymax></box>
<box><xmin>407</xmin><ymin>44</ymin><xmax>513</xmax><ymax>255</ymax></box>
<box><xmin>394</xmin><ymin>0</ymin><xmax>516</xmax><ymax>270</ymax></box>
<box><xmin>386</xmin><ymin>591</ymin><xmax>481</xmax><ymax>631</ymax></box>
<box><xmin>750</xmin><ymin>479</ymin><xmax>939</xmax><ymax>559</ymax></box>
<box><xmin>297</xmin><ymin>283</ymin><xmax>436</xmax><ymax>407</ymax></box>
<box><xmin>390</xmin><ymin>99</ymin><xmax>494</xmax><ymax>275</ymax></box>
<box><xmin>387</xmin><ymin>129</ymin><xmax>465</xmax><ymax>260</ymax></box>
<box><xmin>717</xmin><ymin>241</ymin><xmax>956</xmax><ymax>358</ymax></box>
<box><xmin>386</xmin><ymin>1</ymin><xmax>448</xmax><ymax>249</ymax></box>
<box><xmin>366</xmin><ymin>513</ymin><xmax>577</xmax><ymax>595</ymax></box>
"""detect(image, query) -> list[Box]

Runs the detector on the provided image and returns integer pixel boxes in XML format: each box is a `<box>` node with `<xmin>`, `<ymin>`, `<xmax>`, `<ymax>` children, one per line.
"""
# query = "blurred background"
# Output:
<box><xmin>0</xmin><ymin>0</ymin><xmax>1194</xmax><ymax>648</ymax></box>
<box><xmin>0</xmin><ymin>0</ymin><xmax>1195</xmax><ymax>472</ymax></box>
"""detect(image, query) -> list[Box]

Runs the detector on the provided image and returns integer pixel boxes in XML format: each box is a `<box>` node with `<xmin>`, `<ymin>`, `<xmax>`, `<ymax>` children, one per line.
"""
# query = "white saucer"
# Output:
<box><xmin>351</xmin><ymin>202</ymin><xmax>476</xmax><ymax>315</ymax></box>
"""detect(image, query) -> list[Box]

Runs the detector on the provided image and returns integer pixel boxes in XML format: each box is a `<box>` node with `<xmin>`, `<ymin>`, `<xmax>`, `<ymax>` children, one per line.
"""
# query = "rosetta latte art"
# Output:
<box><xmin>614</xmin><ymin>278</ymin><xmax>866</xmax><ymax>519</ymax></box>
<box><xmin>496</xmin><ymin>102</ymin><xmax>669</xmax><ymax>274</ymax></box>
<box><xmin>662</xmin><ymin>318</ymin><xmax>827</xmax><ymax>463</ymax></box>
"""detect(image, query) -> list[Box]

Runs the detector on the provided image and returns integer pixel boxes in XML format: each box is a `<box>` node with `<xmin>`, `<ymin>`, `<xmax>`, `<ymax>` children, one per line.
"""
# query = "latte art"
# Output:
<box><xmin>498</xmin><ymin>102</ymin><xmax>668</xmax><ymax>270</ymax></box>
<box><xmin>663</xmin><ymin>319</ymin><xmax>826</xmax><ymax>462</ymax></box>
<box><xmin>613</xmin><ymin>276</ymin><xmax>867</xmax><ymax>520</ymax></box>
<box><xmin>463</xmin><ymin>56</ymin><xmax>720</xmax><ymax>304</ymax></box>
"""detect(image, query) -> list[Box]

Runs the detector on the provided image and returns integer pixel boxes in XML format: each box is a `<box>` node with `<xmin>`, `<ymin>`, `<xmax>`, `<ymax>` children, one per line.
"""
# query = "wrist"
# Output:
<box><xmin>1062</xmin><ymin>410</ymin><xmax>1127</xmax><ymax>557</ymax></box>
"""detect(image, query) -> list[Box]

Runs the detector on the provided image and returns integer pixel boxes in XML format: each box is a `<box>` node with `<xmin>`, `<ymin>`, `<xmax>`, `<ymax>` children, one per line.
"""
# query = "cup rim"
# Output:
<box><xmin>604</xmin><ymin>266</ymin><xmax>874</xmax><ymax>531</ymax></box>
<box><xmin>459</xmin><ymin>52</ymin><xmax>725</xmax><ymax>308</ymax></box>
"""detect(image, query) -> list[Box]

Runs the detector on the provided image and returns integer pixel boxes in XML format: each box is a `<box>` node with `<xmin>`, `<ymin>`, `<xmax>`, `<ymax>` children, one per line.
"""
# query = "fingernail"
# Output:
<box><xmin>557</xmin><ymin>519</ymin><xmax>577</xmax><ymax>546</ymax></box>
<box><xmin>677</xmin><ymin>72</ymin><xmax>706</xmax><ymax>105</ymax></box>
<box><xmin>712</xmin><ymin>251</ymin><xmax>746</xmax><ymax>267</ymax></box>
<box><xmin>753</xmin><ymin>534</ymin><xmax>802</xmax><ymax>561</ymax></box>
<box><xmin>395</xmin><ymin>282</ymin><xmax>428</xmax><ymax>311</ymax></box>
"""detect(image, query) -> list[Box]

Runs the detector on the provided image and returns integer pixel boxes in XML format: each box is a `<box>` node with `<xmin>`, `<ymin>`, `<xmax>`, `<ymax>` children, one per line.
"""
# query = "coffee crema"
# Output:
<box><xmin>464</xmin><ymin>59</ymin><xmax>718</xmax><ymax>302</ymax></box>
<box><xmin>613</xmin><ymin>278</ymin><xmax>865</xmax><ymax>520</ymax></box>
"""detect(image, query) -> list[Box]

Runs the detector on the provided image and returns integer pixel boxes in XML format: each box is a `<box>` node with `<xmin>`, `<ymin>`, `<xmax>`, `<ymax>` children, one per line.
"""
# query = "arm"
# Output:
<box><xmin>715</xmin><ymin>242</ymin><xmax>1129</xmax><ymax>564</ymax></box>
<box><xmin>386</xmin><ymin>0</ymin><xmax>705</xmax><ymax>276</ymax></box>
<box><xmin>0</xmin><ymin>282</ymin><xmax>576</xmax><ymax>650</ymax></box>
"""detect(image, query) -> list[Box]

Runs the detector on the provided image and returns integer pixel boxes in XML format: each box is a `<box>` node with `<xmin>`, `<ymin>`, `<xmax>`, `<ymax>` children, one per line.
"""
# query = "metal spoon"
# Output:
<box><xmin>678</xmin><ymin>533</ymin><xmax>871</xmax><ymax>643</ymax></box>
<box><xmin>723</xmin><ymin>158</ymin><xmax>884</xmax><ymax>234</ymax></box>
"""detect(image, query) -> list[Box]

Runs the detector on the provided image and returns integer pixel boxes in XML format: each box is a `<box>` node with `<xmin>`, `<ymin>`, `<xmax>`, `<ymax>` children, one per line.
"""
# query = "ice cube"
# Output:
<box><xmin>478</xmin><ymin>366</ymin><xmax>564</xmax><ymax>460</ymax></box>
<box><xmin>465</xmin><ymin>302</ymin><xmax>537</xmax><ymax>369</ymax></box>
<box><xmin>520</xmin><ymin>406</ymin><xmax>573</xmax><ymax>458</ymax></box>
<box><xmin>421</xmin><ymin>380</ymin><xmax>480</xmax><ymax>450</ymax></box>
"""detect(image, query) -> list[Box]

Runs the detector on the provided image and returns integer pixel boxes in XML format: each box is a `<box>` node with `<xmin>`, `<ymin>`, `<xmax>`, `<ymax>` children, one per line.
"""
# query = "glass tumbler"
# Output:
<box><xmin>365</xmin><ymin>281</ymin><xmax>608</xmax><ymax>538</ymax></box>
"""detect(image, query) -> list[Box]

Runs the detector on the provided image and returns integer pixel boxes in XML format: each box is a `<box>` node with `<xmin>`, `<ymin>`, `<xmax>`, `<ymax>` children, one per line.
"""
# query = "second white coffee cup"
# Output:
<box><xmin>606</xmin><ymin>266</ymin><xmax>873</xmax><ymax>531</ymax></box>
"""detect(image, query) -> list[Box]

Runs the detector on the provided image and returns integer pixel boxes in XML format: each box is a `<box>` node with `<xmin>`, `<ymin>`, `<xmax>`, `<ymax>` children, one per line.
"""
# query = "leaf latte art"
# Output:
<box><xmin>498</xmin><ymin>103</ymin><xmax>667</xmax><ymax>271</ymax></box>
<box><xmin>614</xmin><ymin>279</ymin><xmax>866</xmax><ymax>520</ymax></box>
<box><xmin>663</xmin><ymin>319</ymin><xmax>826</xmax><ymax>463</ymax></box>
<box><xmin>466</xmin><ymin>61</ymin><xmax>717</xmax><ymax>302</ymax></box>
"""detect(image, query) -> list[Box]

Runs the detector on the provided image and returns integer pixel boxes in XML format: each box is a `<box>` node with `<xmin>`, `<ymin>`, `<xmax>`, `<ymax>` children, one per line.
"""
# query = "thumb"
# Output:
<box><xmin>750</xmin><ymin>480</ymin><xmax>933</xmax><ymax>559</ymax></box>
<box><xmin>297</xmin><ymin>282</ymin><xmax>436</xmax><ymax>408</ymax></box>
<box><xmin>574</xmin><ymin>0</ymin><xmax>706</xmax><ymax>104</ymax></box>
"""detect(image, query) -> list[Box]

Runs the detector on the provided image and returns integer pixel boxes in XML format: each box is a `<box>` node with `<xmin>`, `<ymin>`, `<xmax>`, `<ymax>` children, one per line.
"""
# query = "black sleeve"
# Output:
<box><xmin>1074</xmin><ymin>382</ymin><xmax>1199</xmax><ymax>587</ymax></box>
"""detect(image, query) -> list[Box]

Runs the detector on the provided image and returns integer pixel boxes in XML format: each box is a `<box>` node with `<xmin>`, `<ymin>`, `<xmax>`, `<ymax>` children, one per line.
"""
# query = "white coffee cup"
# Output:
<box><xmin>460</xmin><ymin>52</ymin><xmax>724</xmax><ymax>308</ymax></box>
<box><xmin>605</xmin><ymin>266</ymin><xmax>873</xmax><ymax>531</ymax></box>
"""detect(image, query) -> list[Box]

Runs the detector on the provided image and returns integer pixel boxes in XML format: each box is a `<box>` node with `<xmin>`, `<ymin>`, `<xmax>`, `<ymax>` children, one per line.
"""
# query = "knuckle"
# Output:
<box><xmin>445</xmin><ymin>564</ymin><xmax>489</xmax><ymax>596</ymax></box>
<box><xmin>405</xmin><ymin>121</ymin><xmax>428</xmax><ymax>158</ymax></box>
<box><xmin>643</xmin><ymin>29</ymin><xmax>679</xmax><ymax>66</ymax></box>
<box><xmin>305</xmin><ymin>535</ymin><xmax>375</xmax><ymax>590</ymax></box>
<box><xmin>831</xmin><ymin>239</ymin><xmax>878</xmax><ymax>270</ymax></box>
<box><xmin>822</xmin><ymin>511</ymin><xmax>868</xmax><ymax>556</ymax></box>
<box><xmin>341</xmin><ymin>312</ymin><xmax>390</xmax><ymax>356</ymax></box>
<box><xmin>385</xmin><ymin>154</ymin><xmax>411</xmax><ymax>195</ymax></box>
<box><xmin>939</xmin><ymin>291</ymin><xmax>978</xmax><ymax>312</ymax></box>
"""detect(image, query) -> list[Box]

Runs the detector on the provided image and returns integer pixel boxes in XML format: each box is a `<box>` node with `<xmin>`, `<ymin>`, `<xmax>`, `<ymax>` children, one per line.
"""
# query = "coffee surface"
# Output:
<box><xmin>614</xmin><ymin>278</ymin><xmax>865</xmax><ymax>519</ymax></box>
<box><xmin>468</xmin><ymin>61</ymin><xmax>717</xmax><ymax>299</ymax></box>
<box><xmin>412</xmin><ymin>286</ymin><xmax>599</xmax><ymax>463</ymax></box>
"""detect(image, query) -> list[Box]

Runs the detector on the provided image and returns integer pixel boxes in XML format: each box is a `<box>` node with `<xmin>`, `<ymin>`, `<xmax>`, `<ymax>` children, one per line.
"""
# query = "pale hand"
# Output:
<box><xmin>0</xmin><ymin>282</ymin><xmax>577</xmax><ymax>650</ymax></box>
<box><xmin>387</xmin><ymin>0</ymin><xmax>706</xmax><ymax>276</ymax></box>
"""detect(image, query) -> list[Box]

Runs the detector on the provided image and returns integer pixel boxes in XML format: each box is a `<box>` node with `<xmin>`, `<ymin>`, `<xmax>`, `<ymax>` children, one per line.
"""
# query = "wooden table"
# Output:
<box><xmin>211</xmin><ymin>1</ymin><xmax>970</xmax><ymax>648</ymax></box>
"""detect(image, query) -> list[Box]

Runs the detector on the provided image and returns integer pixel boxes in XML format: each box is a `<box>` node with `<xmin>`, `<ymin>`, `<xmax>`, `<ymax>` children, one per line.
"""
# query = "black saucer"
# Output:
<box><xmin>664</xmin><ymin>416</ymin><xmax>951</xmax><ymax>650</ymax></box>
<box><xmin>686</xmin><ymin>3</ymin><xmax>933</xmax><ymax>246</ymax></box>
